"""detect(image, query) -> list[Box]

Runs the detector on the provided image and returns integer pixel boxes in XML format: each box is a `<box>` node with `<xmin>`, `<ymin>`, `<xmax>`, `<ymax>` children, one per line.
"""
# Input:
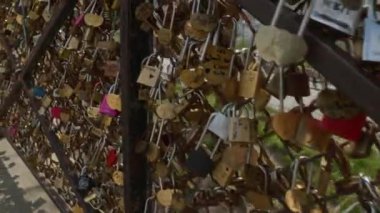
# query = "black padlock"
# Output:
<box><xmin>285</xmin><ymin>65</ymin><xmax>310</xmax><ymax>97</ymax></box>
<box><xmin>78</xmin><ymin>167</ymin><xmax>95</xmax><ymax>195</ymax></box>
<box><xmin>186</xmin><ymin>148</ymin><xmax>214</xmax><ymax>177</ymax></box>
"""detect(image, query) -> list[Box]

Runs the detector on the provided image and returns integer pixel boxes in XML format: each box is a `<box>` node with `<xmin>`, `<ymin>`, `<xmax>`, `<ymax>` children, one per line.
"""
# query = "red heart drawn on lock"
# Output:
<box><xmin>320</xmin><ymin>113</ymin><xmax>366</xmax><ymax>142</ymax></box>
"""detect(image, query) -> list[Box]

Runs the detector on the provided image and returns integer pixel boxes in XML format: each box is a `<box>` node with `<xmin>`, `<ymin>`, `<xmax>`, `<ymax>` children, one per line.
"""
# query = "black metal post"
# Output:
<box><xmin>120</xmin><ymin>0</ymin><xmax>150</xmax><ymax>212</ymax></box>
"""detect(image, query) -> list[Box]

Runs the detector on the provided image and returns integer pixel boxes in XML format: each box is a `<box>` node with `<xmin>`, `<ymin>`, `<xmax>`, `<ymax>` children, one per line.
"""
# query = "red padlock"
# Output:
<box><xmin>51</xmin><ymin>107</ymin><xmax>62</xmax><ymax>119</ymax></box>
<box><xmin>106</xmin><ymin>148</ymin><xmax>118</xmax><ymax>168</ymax></box>
<box><xmin>319</xmin><ymin>113</ymin><xmax>366</xmax><ymax>142</ymax></box>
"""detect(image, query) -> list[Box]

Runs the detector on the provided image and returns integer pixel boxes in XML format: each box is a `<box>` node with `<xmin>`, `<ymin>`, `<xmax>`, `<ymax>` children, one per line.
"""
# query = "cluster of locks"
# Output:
<box><xmin>135</xmin><ymin>0</ymin><xmax>380</xmax><ymax>212</ymax></box>
<box><xmin>0</xmin><ymin>0</ymin><xmax>125</xmax><ymax>212</ymax></box>
<box><xmin>0</xmin><ymin>0</ymin><xmax>379</xmax><ymax>212</ymax></box>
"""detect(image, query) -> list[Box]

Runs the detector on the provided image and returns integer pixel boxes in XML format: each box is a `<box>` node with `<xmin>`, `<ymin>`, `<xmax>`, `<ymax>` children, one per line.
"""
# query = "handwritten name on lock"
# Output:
<box><xmin>228</xmin><ymin>117</ymin><xmax>255</xmax><ymax>142</ymax></box>
<box><xmin>311</xmin><ymin>0</ymin><xmax>362</xmax><ymax>35</ymax></box>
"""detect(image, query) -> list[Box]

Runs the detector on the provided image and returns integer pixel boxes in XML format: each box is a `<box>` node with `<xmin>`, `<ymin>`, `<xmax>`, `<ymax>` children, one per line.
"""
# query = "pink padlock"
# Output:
<box><xmin>99</xmin><ymin>96</ymin><xmax>120</xmax><ymax>117</ymax></box>
<box><xmin>73</xmin><ymin>14</ymin><xmax>85</xmax><ymax>27</ymax></box>
<box><xmin>8</xmin><ymin>125</ymin><xmax>18</xmax><ymax>138</ymax></box>
<box><xmin>99</xmin><ymin>79</ymin><xmax>121</xmax><ymax>117</ymax></box>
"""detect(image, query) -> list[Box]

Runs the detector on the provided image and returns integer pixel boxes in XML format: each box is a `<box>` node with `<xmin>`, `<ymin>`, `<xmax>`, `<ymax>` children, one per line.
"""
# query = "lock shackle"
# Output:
<box><xmin>185</xmin><ymin>42</ymin><xmax>197</xmax><ymax>69</ymax></box>
<box><xmin>148</xmin><ymin>118</ymin><xmax>159</xmax><ymax>143</ymax></box>
<box><xmin>80</xmin><ymin>166</ymin><xmax>88</xmax><ymax>176</ymax></box>
<box><xmin>195</xmin><ymin>113</ymin><xmax>218</xmax><ymax>150</ymax></box>
<box><xmin>270</xmin><ymin>0</ymin><xmax>314</xmax><ymax>36</ymax></box>
<box><xmin>244</xmin><ymin>37</ymin><xmax>255</xmax><ymax>70</ymax></box>
<box><xmin>191</xmin><ymin>0</ymin><xmax>199</xmax><ymax>14</ymax></box>
<box><xmin>221</xmin><ymin>102</ymin><xmax>235</xmax><ymax>116</ymax></box>
<box><xmin>290</xmin><ymin>158</ymin><xmax>301</xmax><ymax>189</ymax></box>
<box><xmin>144</xmin><ymin>195</ymin><xmax>156</xmax><ymax>213</ymax></box>
<box><xmin>142</xmin><ymin>52</ymin><xmax>158</xmax><ymax>66</ymax></box>
<box><xmin>193</xmin><ymin>90</ymin><xmax>206</xmax><ymax>105</ymax></box>
<box><xmin>148</xmin><ymin>117</ymin><xmax>164</xmax><ymax>145</ymax></box>
<box><xmin>258</xmin><ymin>165</ymin><xmax>269</xmax><ymax>193</ymax></box>
<box><xmin>193</xmin><ymin>0</ymin><xmax>215</xmax><ymax>14</ymax></box>
<box><xmin>228</xmin><ymin>104</ymin><xmax>250</xmax><ymax>118</ymax></box>
<box><xmin>306</xmin><ymin>163</ymin><xmax>313</xmax><ymax>194</ymax></box>
<box><xmin>359</xmin><ymin>175</ymin><xmax>380</xmax><ymax>200</ymax></box>
<box><xmin>207</xmin><ymin>0</ymin><xmax>216</xmax><ymax>15</ymax></box>
<box><xmin>227</xmin><ymin>53</ymin><xmax>236</xmax><ymax>78</ymax></box>
<box><xmin>166</xmin><ymin>144</ymin><xmax>176</xmax><ymax>167</ymax></box>
<box><xmin>89</xmin><ymin>0</ymin><xmax>98</xmax><ymax>13</ymax></box>
<box><xmin>212</xmin><ymin>18</ymin><xmax>237</xmax><ymax>49</ymax></box>
<box><xmin>155</xmin><ymin>119</ymin><xmax>165</xmax><ymax>146</ymax></box>
<box><xmin>108</xmin><ymin>72</ymin><xmax>120</xmax><ymax>94</ymax></box>
<box><xmin>162</xmin><ymin>2</ymin><xmax>176</xmax><ymax>30</ymax></box>
<box><xmin>150</xmin><ymin>80</ymin><xmax>163</xmax><ymax>100</ymax></box>
<box><xmin>271</xmin><ymin>0</ymin><xmax>286</xmax><ymax>26</ymax></box>
<box><xmin>297</xmin><ymin>1</ymin><xmax>315</xmax><ymax>37</ymax></box>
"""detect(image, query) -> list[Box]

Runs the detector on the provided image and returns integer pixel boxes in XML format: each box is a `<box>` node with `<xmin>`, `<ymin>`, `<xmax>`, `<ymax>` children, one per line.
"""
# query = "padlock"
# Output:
<box><xmin>285</xmin><ymin>158</ymin><xmax>313</xmax><ymax>212</ymax></box>
<box><xmin>227</xmin><ymin>104</ymin><xmax>256</xmax><ymax>143</ymax></box>
<box><xmin>219</xmin><ymin>53</ymin><xmax>239</xmax><ymax>102</ymax></box>
<box><xmin>311</xmin><ymin>0</ymin><xmax>362</xmax><ymax>35</ymax></box>
<box><xmin>350</xmin><ymin>127</ymin><xmax>375</xmax><ymax>158</ymax></box>
<box><xmin>32</xmin><ymin>86</ymin><xmax>45</xmax><ymax>98</ymax></box>
<box><xmin>156</xmin><ymin>101</ymin><xmax>177</xmax><ymax>120</ymax></box>
<box><xmin>183</xmin><ymin>1</ymin><xmax>210</xmax><ymax>41</ymax></box>
<box><xmin>78</xmin><ymin>167</ymin><xmax>94</xmax><ymax>194</ymax></box>
<box><xmin>363</xmin><ymin>0</ymin><xmax>380</xmax><ymax>62</ymax></box>
<box><xmin>99</xmin><ymin>80</ymin><xmax>121</xmax><ymax>117</ymax></box>
<box><xmin>239</xmin><ymin>47</ymin><xmax>264</xmax><ymax>99</ymax></box>
<box><xmin>207</xmin><ymin>111</ymin><xmax>229</xmax><ymax>141</ymax></box>
<box><xmin>137</xmin><ymin>54</ymin><xmax>161</xmax><ymax>87</ymax></box>
<box><xmin>285</xmin><ymin>64</ymin><xmax>310</xmax><ymax>97</ymax></box>
<box><xmin>157</xmin><ymin>2</ymin><xmax>176</xmax><ymax>45</ymax></box>
<box><xmin>179</xmin><ymin>47</ymin><xmax>205</xmax><ymax>89</ymax></box>
<box><xmin>106</xmin><ymin>147</ymin><xmax>118</xmax><ymax>168</ymax></box>
<box><xmin>186</xmin><ymin>114</ymin><xmax>224</xmax><ymax>177</ymax></box>
<box><xmin>212</xmin><ymin>159</ymin><xmax>234</xmax><ymax>187</ymax></box>
<box><xmin>255</xmin><ymin>0</ymin><xmax>313</xmax><ymax>66</ymax></box>
<box><xmin>146</xmin><ymin>119</ymin><xmax>164</xmax><ymax>163</ymax></box>
<box><xmin>272</xmin><ymin>109</ymin><xmax>332</xmax><ymax>151</ymax></box>
<box><xmin>320</xmin><ymin>112</ymin><xmax>366</xmax><ymax>142</ymax></box>
<box><xmin>190</xmin><ymin>0</ymin><xmax>218</xmax><ymax>33</ymax></box>
<box><xmin>112</xmin><ymin>170</ymin><xmax>124</xmax><ymax>186</ymax></box>
<box><xmin>245</xmin><ymin>190</ymin><xmax>273</xmax><ymax>211</ymax></box>
<box><xmin>213</xmin><ymin>145</ymin><xmax>248</xmax><ymax>187</ymax></box>
<box><xmin>201</xmin><ymin>18</ymin><xmax>237</xmax><ymax>85</ymax></box>
<box><xmin>316</xmin><ymin>89</ymin><xmax>361</xmax><ymax>119</ymax></box>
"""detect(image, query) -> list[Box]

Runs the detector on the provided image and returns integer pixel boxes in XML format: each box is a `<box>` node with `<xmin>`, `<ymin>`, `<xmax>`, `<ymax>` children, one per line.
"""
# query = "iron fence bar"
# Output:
<box><xmin>237</xmin><ymin>0</ymin><xmax>380</xmax><ymax>124</ymax></box>
<box><xmin>120</xmin><ymin>0</ymin><xmax>150</xmax><ymax>212</ymax></box>
<box><xmin>0</xmin><ymin>0</ymin><xmax>77</xmax><ymax>119</ymax></box>
<box><xmin>23</xmin><ymin>84</ymin><xmax>92</xmax><ymax>212</ymax></box>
